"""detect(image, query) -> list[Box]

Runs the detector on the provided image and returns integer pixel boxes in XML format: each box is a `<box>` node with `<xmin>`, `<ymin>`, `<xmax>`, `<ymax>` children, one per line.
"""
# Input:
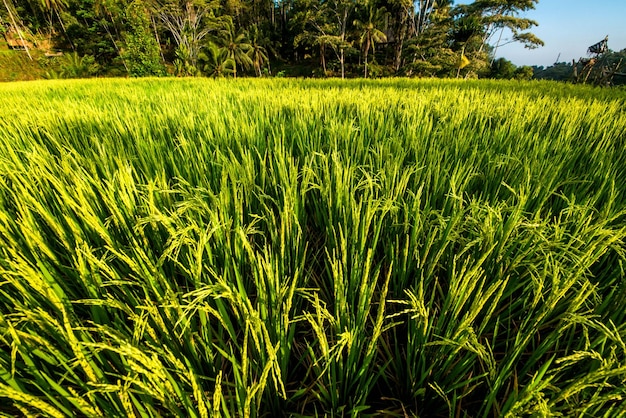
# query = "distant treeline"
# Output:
<box><xmin>2</xmin><ymin>0</ymin><xmax>625</xmax><ymax>83</ymax></box>
<box><xmin>2</xmin><ymin>0</ymin><xmax>547</xmax><ymax>79</ymax></box>
<box><xmin>534</xmin><ymin>49</ymin><xmax>626</xmax><ymax>86</ymax></box>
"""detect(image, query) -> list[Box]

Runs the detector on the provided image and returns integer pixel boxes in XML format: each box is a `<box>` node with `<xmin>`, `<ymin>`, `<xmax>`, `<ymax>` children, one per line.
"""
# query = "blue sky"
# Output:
<box><xmin>455</xmin><ymin>0</ymin><xmax>626</xmax><ymax>67</ymax></box>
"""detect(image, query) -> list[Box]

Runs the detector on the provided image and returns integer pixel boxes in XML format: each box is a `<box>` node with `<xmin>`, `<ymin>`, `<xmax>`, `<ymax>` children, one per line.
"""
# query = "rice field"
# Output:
<box><xmin>0</xmin><ymin>78</ymin><xmax>625</xmax><ymax>417</ymax></box>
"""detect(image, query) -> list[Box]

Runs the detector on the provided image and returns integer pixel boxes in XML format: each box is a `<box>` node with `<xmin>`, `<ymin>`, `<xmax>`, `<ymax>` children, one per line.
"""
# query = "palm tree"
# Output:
<box><xmin>202</xmin><ymin>42</ymin><xmax>235</xmax><ymax>77</ymax></box>
<box><xmin>219</xmin><ymin>19</ymin><xmax>252</xmax><ymax>78</ymax></box>
<box><xmin>247</xmin><ymin>24</ymin><xmax>270</xmax><ymax>77</ymax></box>
<box><xmin>354</xmin><ymin>5</ymin><xmax>387</xmax><ymax>78</ymax></box>
<box><xmin>314</xmin><ymin>34</ymin><xmax>331</xmax><ymax>75</ymax></box>
<box><xmin>293</xmin><ymin>7</ymin><xmax>349</xmax><ymax>78</ymax></box>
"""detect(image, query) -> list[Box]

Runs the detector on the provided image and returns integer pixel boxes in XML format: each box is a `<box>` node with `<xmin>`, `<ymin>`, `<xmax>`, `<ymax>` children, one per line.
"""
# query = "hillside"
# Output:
<box><xmin>0</xmin><ymin>37</ymin><xmax>46</xmax><ymax>81</ymax></box>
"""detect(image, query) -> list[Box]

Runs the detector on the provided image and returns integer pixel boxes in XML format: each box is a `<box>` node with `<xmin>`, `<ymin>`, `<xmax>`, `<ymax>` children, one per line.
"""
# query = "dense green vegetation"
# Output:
<box><xmin>0</xmin><ymin>40</ymin><xmax>46</xmax><ymax>81</ymax></box>
<box><xmin>1</xmin><ymin>78</ymin><xmax>626</xmax><ymax>416</ymax></box>
<box><xmin>1</xmin><ymin>0</ymin><xmax>543</xmax><ymax>79</ymax></box>
<box><xmin>533</xmin><ymin>49</ymin><xmax>626</xmax><ymax>86</ymax></box>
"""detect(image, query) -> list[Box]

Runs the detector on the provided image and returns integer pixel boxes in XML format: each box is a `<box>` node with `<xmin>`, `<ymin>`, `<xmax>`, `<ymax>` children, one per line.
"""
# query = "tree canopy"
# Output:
<box><xmin>1</xmin><ymin>0</ymin><xmax>546</xmax><ymax>78</ymax></box>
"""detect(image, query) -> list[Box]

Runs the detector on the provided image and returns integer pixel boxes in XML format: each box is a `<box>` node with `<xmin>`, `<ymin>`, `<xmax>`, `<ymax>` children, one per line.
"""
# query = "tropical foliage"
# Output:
<box><xmin>533</xmin><ymin>49</ymin><xmax>626</xmax><ymax>86</ymax></box>
<box><xmin>1</xmin><ymin>0</ymin><xmax>543</xmax><ymax>78</ymax></box>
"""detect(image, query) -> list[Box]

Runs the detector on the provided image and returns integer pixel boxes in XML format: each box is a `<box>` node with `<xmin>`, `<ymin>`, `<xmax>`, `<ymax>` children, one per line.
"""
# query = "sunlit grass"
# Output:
<box><xmin>0</xmin><ymin>78</ymin><xmax>625</xmax><ymax>416</ymax></box>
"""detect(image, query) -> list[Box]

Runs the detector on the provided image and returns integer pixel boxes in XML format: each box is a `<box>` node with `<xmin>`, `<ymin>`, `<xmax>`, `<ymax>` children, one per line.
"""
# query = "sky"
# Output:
<box><xmin>455</xmin><ymin>0</ymin><xmax>626</xmax><ymax>67</ymax></box>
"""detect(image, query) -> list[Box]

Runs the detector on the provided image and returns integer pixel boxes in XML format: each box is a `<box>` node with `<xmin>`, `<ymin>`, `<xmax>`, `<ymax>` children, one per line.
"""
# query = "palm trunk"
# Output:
<box><xmin>456</xmin><ymin>44</ymin><xmax>465</xmax><ymax>78</ymax></box>
<box><xmin>364</xmin><ymin>37</ymin><xmax>370</xmax><ymax>78</ymax></box>
<box><xmin>151</xmin><ymin>16</ymin><xmax>165</xmax><ymax>63</ymax></box>
<box><xmin>3</xmin><ymin>0</ymin><xmax>31</xmax><ymax>60</ymax></box>
<box><xmin>340</xmin><ymin>7</ymin><xmax>349</xmax><ymax>79</ymax></box>
<box><xmin>103</xmin><ymin>22</ymin><xmax>128</xmax><ymax>72</ymax></box>
<box><xmin>393</xmin><ymin>30</ymin><xmax>404</xmax><ymax>71</ymax></box>
<box><xmin>393</xmin><ymin>7</ymin><xmax>409</xmax><ymax>71</ymax></box>
<box><xmin>340</xmin><ymin>48</ymin><xmax>345</xmax><ymax>79</ymax></box>
<box><xmin>55</xmin><ymin>8</ymin><xmax>74</xmax><ymax>51</ymax></box>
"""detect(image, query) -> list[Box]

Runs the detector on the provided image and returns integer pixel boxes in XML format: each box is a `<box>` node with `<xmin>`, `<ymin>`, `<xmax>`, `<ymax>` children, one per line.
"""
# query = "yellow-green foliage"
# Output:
<box><xmin>0</xmin><ymin>78</ymin><xmax>625</xmax><ymax>417</ymax></box>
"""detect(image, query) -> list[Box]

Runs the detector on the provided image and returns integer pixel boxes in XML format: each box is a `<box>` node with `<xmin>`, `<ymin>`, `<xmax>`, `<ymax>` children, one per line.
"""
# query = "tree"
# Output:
<box><xmin>402</xmin><ymin>2</ymin><xmax>454</xmax><ymax>77</ymax></box>
<box><xmin>353</xmin><ymin>4</ymin><xmax>386</xmax><ymax>78</ymax></box>
<box><xmin>415</xmin><ymin>0</ymin><xmax>446</xmax><ymax>35</ymax></box>
<box><xmin>380</xmin><ymin>0</ymin><xmax>453</xmax><ymax>72</ymax></box>
<box><xmin>247</xmin><ymin>23</ymin><xmax>270</xmax><ymax>76</ymax></box>
<box><xmin>40</xmin><ymin>0</ymin><xmax>71</xmax><ymax>44</ymax></box>
<box><xmin>293</xmin><ymin>0</ymin><xmax>330</xmax><ymax>74</ymax></box>
<box><xmin>156</xmin><ymin>0</ymin><xmax>221</xmax><ymax>71</ymax></box>
<box><xmin>490</xmin><ymin>56</ymin><xmax>515</xmax><ymax>78</ymax></box>
<box><xmin>291</xmin><ymin>0</ymin><xmax>353</xmax><ymax>78</ymax></box>
<box><xmin>92</xmin><ymin>0</ymin><xmax>129</xmax><ymax>70</ymax></box>
<box><xmin>218</xmin><ymin>18</ymin><xmax>252</xmax><ymax>77</ymax></box>
<box><xmin>513</xmin><ymin>65</ymin><xmax>532</xmax><ymax>80</ymax></box>
<box><xmin>382</xmin><ymin>0</ymin><xmax>411</xmax><ymax>72</ymax></box>
<box><xmin>1</xmin><ymin>0</ymin><xmax>548</xmax><ymax>79</ymax></box>
<box><xmin>451</xmin><ymin>12</ymin><xmax>486</xmax><ymax>77</ymax></box>
<box><xmin>326</xmin><ymin>0</ymin><xmax>354</xmax><ymax>78</ymax></box>
<box><xmin>457</xmin><ymin>0</ymin><xmax>544</xmax><ymax>59</ymax></box>
<box><xmin>122</xmin><ymin>0</ymin><xmax>165</xmax><ymax>76</ymax></box>
<box><xmin>59</xmin><ymin>0</ymin><xmax>121</xmax><ymax>64</ymax></box>
<box><xmin>201</xmin><ymin>41</ymin><xmax>235</xmax><ymax>76</ymax></box>
<box><xmin>533</xmin><ymin>62</ymin><xmax>573</xmax><ymax>82</ymax></box>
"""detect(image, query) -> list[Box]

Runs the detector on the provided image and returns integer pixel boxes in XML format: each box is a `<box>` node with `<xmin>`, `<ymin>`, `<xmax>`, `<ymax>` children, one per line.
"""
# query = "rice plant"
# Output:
<box><xmin>0</xmin><ymin>78</ymin><xmax>625</xmax><ymax>417</ymax></box>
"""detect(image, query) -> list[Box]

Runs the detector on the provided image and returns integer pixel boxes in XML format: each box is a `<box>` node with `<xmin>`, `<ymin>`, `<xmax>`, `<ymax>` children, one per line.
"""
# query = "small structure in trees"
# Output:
<box><xmin>3</xmin><ymin>29</ymin><xmax>32</xmax><ymax>50</ymax></box>
<box><xmin>573</xmin><ymin>36</ymin><xmax>626</xmax><ymax>85</ymax></box>
<box><xmin>1</xmin><ymin>2</ymin><xmax>32</xmax><ymax>59</ymax></box>
<box><xmin>587</xmin><ymin>36</ymin><xmax>608</xmax><ymax>55</ymax></box>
